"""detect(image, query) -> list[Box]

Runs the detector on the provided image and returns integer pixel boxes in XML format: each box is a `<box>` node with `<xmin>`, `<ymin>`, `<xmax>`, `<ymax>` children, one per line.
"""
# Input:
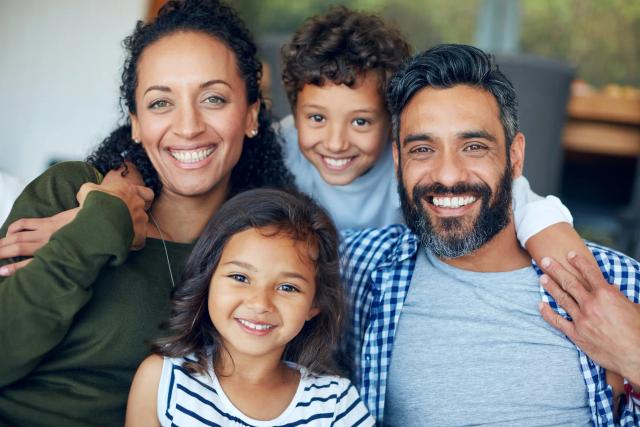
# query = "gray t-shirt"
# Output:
<box><xmin>384</xmin><ymin>248</ymin><xmax>591</xmax><ymax>426</ymax></box>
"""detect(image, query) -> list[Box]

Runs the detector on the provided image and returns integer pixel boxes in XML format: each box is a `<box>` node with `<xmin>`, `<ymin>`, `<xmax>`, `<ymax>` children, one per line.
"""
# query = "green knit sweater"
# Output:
<box><xmin>0</xmin><ymin>162</ymin><xmax>194</xmax><ymax>426</ymax></box>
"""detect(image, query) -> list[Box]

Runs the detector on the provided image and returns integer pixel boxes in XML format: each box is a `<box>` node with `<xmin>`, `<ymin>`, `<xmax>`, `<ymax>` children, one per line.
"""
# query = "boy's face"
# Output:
<box><xmin>294</xmin><ymin>73</ymin><xmax>390</xmax><ymax>186</ymax></box>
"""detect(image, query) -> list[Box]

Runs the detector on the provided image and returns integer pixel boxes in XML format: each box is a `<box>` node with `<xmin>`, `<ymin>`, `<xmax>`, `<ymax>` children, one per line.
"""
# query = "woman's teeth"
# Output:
<box><xmin>432</xmin><ymin>195</ymin><xmax>477</xmax><ymax>208</ymax></box>
<box><xmin>170</xmin><ymin>147</ymin><xmax>214</xmax><ymax>163</ymax></box>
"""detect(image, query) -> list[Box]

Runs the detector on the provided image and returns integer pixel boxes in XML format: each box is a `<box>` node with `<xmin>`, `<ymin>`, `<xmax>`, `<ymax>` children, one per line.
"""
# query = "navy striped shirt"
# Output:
<box><xmin>157</xmin><ymin>357</ymin><xmax>374</xmax><ymax>426</ymax></box>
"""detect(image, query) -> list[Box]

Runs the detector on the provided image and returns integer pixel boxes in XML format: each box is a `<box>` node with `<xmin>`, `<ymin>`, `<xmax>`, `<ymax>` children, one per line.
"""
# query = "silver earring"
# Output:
<box><xmin>250</xmin><ymin>129</ymin><xmax>258</xmax><ymax>137</ymax></box>
<box><xmin>132</xmin><ymin>138</ymin><xmax>141</xmax><ymax>144</ymax></box>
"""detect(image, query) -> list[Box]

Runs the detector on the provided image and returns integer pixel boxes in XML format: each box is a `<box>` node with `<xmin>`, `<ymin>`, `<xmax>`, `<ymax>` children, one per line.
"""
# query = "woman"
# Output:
<box><xmin>0</xmin><ymin>1</ymin><xmax>292</xmax><ymax>425</ymax></box>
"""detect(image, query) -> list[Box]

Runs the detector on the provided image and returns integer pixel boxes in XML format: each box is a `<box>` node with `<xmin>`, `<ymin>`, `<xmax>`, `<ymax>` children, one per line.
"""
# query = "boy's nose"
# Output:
<box><xmin>323</xmin><ymin>124</ymin><xmax>350</xmax><ymax>152</ymax></box>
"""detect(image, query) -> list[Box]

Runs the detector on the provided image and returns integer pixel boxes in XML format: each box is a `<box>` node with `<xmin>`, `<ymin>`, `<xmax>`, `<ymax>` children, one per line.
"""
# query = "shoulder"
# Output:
<box><xmin>126</xmin><ymin>354</ymin><xmax>163</xmax><ymax>427</ymax></box>
<box><xmin>340</xmin><ymin>224</ymin><xmax>416</xmax><ymax>264</ymax></box>
<box><xmin>587</xmin><ymin>242</ymin><xmax>640</xmax><ymax>297</ymax></box>
<box><xmin>299</xmin><ymin>373</ymin><xmax>374</xmax><ymax>425</ymax></box>
<box><xmin>37</xmin><ymin>161</ymin><xmax>102</xmax><ymax>186</ymax></box>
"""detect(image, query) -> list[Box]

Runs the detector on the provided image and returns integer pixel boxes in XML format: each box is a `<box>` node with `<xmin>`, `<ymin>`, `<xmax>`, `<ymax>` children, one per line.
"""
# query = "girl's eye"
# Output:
<box><xmin>352</xmin><ymin>118</ymin><xmax>370</xmax><ymax>127</ymax></box>
<box><xmin>277</xmin><ymin>283</ymin><xmax>299</xmax><ymax>293</ymax></box>
<box><xmin>309</xmin><ymin>114</ymin><xmax>325</xmax><ymax>123</ymax></box>
<box><xmin>204</xmin><ymin>95</ymin><xmax>225</xmax><ymax>105</ymax></box>
<box><xmin>229</xmin><ymin>273</ymin><xmax>248</xmax><ymax>283</ymax></box>
<box><xmin>149</xmin><ymin>99</ymin><xmax>170</xmax><ymax>109</ymax></box>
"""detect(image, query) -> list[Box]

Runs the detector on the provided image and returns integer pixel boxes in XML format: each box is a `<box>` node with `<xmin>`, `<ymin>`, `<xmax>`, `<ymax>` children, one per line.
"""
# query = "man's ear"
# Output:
<box><xmin>244</xmin><ymin>100</ymin><xmax>260</xmax><ymax>138</ymax></box>
<box><xmin>510</xmin><ymin>132</ymin><xmax>525</xmax><ymax>179</ymax></box>
<box><xmin>392</xmin><ymin>140</ymin><xmax>400</xmax><ymax>172</ymax></box>
<box><xmin>130</xmin><ymin>113</ymin><xmax>140</xmax><ymax>142</ymax></box>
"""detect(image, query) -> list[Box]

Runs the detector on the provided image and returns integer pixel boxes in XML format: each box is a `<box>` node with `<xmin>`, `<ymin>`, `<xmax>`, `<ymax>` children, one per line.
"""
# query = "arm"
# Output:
<box><xmin>0</xmin><ymin>163</ymin><xmax>151</xmax><ymax>386</ymax></box>
<box><xmin>0</xmin><ymin>162</ymin><xmax>146</xmax><ymax>275</ymax></box>
<box><xmin>511</xmin><ymin>175</ymin><xmax>598</xmax><ymax>277</ymax></box>
<box><xmin>125</xmin><ymin>354</ymin><xmax>162</xmax><ymax>427</ymax></box>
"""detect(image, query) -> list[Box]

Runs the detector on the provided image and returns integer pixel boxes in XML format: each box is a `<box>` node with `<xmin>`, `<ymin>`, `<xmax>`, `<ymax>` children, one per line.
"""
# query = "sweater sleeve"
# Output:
<box><xmin>512</xmin><ymin>175</ymin><xmax>574</xmax><ymax>247</ymax></box>
<box><xmin>0</xmin><ymin>162</ymin><xmax>134</xmax><ymax>387</ymax></box>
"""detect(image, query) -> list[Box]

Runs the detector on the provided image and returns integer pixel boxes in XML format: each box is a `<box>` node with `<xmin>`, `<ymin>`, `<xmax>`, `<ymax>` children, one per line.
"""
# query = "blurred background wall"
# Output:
<box><xmin>1</xmin><ymin>0</ymin><xmax>639</xmax><ymax>254</ymax></box>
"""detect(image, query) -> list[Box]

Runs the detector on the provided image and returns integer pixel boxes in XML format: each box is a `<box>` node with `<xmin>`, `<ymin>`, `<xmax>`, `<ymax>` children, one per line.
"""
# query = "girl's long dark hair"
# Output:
<box><xmin>86</xmin><ymin>0</ymin><xmax>294</xmax><ymax>195</ymax></box>
<box><xmin>154</xmin><ymin>189</ymin><xmax>344</xmax><ymax>377</ymax></box>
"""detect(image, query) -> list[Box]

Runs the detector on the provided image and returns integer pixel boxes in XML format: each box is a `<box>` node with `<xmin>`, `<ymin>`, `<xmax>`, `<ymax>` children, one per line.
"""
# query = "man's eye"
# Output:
<box><xmin>410</xmin><ymin>146</ymin><xmax>433</xmax><ymax>154</ymax></box>
<box><xmin>309</xmin><ymin>114</ymin><xmax>325</xmax><ymax>123</ymax></box>
<box><xmin>352</xmin><ymin>118</ymin><xmax>370</xmax><ymax>127</ymax></box>
<box><xmin>465</xmin><ymin>143</ymin><xmax>487</xmax><ymax>151</ymax></box>
<box><xmin>229</xmin><ymin>274</ymin><xmax>248</xmax><ymax>283</ymax></box>
<box><xmin>149</xmin><ymin>100</ymin><xmax>170</xmax><ymax>109</ymax></box>
<box><xmin>277</xmin><ymin>283</ymin><xmax>299</xmax><ymax>293</ymax></box>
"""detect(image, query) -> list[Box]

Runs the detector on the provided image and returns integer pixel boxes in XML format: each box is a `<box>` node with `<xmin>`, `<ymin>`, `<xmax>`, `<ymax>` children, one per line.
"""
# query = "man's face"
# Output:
<box><xmin>394</xmin><ymin>85</ymin><xmax>524</xmax><ymax>258</ymax></box>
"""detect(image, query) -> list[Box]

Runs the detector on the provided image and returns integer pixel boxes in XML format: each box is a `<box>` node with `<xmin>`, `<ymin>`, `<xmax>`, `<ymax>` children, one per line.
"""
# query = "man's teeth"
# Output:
<box><xmin>324</xmin><ymin>157</ymin><xmax>352</xmax><ymax>168</ymax></box>
<box><xmin>432</xmin><ymin>196</ymin><xmax>477</xmax><ymax>208</ymax></box>
<box><xmin>238</xmin><ymin>319</ymin><xmax>274</xmax><ymax>331</ymax></box>
<box><xmin>170</xmin><ymin>147</ymin><xmax>214</xmax><ymax>163</ymax></box>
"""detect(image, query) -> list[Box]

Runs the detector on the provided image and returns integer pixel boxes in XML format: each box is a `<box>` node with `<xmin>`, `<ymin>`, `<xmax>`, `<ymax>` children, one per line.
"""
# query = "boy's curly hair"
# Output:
<box><xmin>281</xmin><ymin>5</ymin><xmax>411</xmax><ymax>109</ymax></box>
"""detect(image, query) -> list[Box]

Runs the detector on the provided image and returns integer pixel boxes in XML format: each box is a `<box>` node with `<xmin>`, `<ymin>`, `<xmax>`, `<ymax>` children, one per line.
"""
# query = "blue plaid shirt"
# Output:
<box><xmin>341</xmin><ymin>224</ymin><xmax>640</xmax><ymax>426</ymax></box>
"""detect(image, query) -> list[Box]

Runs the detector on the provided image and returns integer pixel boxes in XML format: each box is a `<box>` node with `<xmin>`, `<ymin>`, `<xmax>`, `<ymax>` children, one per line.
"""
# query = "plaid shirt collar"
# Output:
<box><xmin>341</xmin><ymin>225</ymin><xmax>640</xmax><ymax>426</ymax></box>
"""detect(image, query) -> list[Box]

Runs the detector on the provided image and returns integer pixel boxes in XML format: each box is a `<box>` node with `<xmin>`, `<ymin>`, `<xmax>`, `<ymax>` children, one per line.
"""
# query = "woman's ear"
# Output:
<box><xmin>244</xmin><ymin>100</ymin><xmax>260</xmax><ymax>138</ymax></box>
<box><xmin>130</xmin><ymin>113</ymin><xmax>141</xmax><ymax>142</ymax></box>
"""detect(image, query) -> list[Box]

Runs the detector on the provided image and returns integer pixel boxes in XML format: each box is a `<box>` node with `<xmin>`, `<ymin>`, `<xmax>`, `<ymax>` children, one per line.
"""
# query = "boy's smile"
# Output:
<box><xmin>294</xmin><ymin>73</ymin><xmax>391</xmax><ymax>186</ymax></box>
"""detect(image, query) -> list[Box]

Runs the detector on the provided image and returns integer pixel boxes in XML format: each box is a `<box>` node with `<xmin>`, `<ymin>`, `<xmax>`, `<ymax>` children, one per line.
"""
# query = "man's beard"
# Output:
<box><xmin>398</xmin><ymin>166</ymin><xmax>513</xmax><ymax>259</ymax></box>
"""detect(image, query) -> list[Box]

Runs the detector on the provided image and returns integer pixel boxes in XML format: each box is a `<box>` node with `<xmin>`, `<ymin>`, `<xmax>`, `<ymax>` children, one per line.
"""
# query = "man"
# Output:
<box><xmin>341</xmin><ymin>44</ymin><xmax>640</xmax><ymax>425</ymax></box>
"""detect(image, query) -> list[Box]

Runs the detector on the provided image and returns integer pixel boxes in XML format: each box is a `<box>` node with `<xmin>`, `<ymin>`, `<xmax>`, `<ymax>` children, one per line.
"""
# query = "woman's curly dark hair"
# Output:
<box><xmin>154</xmin><ymin>189</ymin><xmax>344</xmax><ymax>377</ymax></box>
<box><xmin>281</xmin><ymin>5</ymin><xmax>411</xmax><ymax>109</ymax></box>
<box><xmin>87</xmin><ymin>0</ymin><xmax>293</xmax><ymax>196</ymax></box>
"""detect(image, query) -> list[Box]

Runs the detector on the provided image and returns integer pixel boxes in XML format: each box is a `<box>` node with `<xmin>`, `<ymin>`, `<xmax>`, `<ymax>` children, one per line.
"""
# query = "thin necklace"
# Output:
<box><xmin>148</xmin><ymin>211</ymin><xmax>176</xmax><ymax>288</ymax></box>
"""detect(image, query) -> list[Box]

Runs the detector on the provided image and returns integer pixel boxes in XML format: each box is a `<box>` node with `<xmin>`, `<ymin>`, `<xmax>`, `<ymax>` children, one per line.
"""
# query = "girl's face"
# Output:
<box><xmin>130</xmin><ymin>31</ymin><xmax>259</xmax><ymax>199</ymax></box>
<box><xmin>208</xmin><ymin>227</ymin><xmax>320</xmax><ymax>362</ymax></box>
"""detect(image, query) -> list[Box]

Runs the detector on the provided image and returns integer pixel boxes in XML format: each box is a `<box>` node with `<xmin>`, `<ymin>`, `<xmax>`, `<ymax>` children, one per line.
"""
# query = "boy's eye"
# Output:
<box><xmin>228</xmin><ymin>273</ymin><xmax>248</xmax><ymax>283</ymax></box>
<box><xmin>352</xmin><ymin>118</ymin><xmax>370</xmax><ymax>127</ymax></box>
<box><xmin>204</xmin><ymin>95</ymin><xmax>225</xmax><ymax>105</ymax></box>
<box><xmin>149</xmin><ymin>99</ymin><xmax>170</xmax><ymax>109</ymax></box>
<box><xmin>308</xmin><ymin>114</ymin><xmax>325</xmax><ymax>123</ymax></box>
<box><xmin>277</xmin><ymin>283</ymin><xmax>300</xmax><ymax>293</ymax></box>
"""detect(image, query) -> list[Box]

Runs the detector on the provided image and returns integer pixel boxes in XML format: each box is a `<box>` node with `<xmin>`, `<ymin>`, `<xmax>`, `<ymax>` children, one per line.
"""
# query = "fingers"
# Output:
<box><xmin>6</xmin><ymin>218</ymin><xmax>38</xmax><ymax>235</ymax></box>
<box><xmin>566</xmin><ymin>251</ymin><xmax>607</xmax><ymax>291</ymax></box>
<box><xmin>76</xmin><ymin>182</ymin><xmax>101</xmax><ymax>206</ymax></box>
<box><xmin>135</xmin><ymin>186</ymin><xmax>155</xmax><ymax>211</ymax></box>
<box><xmin>540</xmin><ymin>256</ymin><xmax>590</xmax><ymax>304</ymax></box>
<box><xmin>0</xmin><ymin>259</ymin><xmax>32</xmax><ymax>277</ymax></box>
<box><xmin>540</xmin><ymin>274</ymin><xmax>580</xmax><ymax>318</ymax></box>
<box><xmin>539</xmin><ymin>301</ymin><xmax>577</xmax><ymax>341</ymax></box>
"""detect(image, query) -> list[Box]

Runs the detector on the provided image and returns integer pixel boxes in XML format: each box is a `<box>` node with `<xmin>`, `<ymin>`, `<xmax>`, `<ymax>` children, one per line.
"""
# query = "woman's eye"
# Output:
<box><xmin>149</xmin><ymin>99</ymin><xmax>170</xmax><ymax>109</ymax></box>
<box><xmin>229</xmin><ymin>274</ymin><xmax>248</xmax><ymax>283</ymax></box>
<box><xmin>309</xmin><ymin>114</ymin><xmax>325</xmax><ymax>123</ymax></box>
<box><xmin>277</xmin><ymin>283</ymin><xmax>299</xmax><ymax>293</ymax></box>
<box><xmin>352</xmin><ymin>118</ymin><xmax>370</xmax><ymax>127</ymax></box>
<box><xmin>204</xmin><ymin>95</ymin><xmax>225</xmax><ymax>105</ymax></box>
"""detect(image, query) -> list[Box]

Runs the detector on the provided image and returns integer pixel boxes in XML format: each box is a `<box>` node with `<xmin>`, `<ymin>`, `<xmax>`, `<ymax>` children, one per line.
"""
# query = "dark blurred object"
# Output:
<box><xmin>495</xmin><ymin>54</ymin><xmax>575</xmax><ymax>196</ymax></box>
<box><xmin>258</xmin><ymin>35</ymin><xmax>291</xmax><ymax>120</ymax></box>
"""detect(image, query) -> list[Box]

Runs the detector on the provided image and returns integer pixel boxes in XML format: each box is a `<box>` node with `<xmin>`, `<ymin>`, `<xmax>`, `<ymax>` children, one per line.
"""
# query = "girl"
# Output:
<box><xmin>125</xmin><ymin>189</ymin><xmax>374</xmax><ymax>426</ymax></box>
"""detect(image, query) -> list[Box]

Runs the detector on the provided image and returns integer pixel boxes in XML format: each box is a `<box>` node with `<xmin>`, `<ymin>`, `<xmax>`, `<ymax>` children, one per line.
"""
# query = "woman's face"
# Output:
<box><xmin>130</xmin><ymin>31</ymin><xmax>259</xmax><ymax>199</ymax></box>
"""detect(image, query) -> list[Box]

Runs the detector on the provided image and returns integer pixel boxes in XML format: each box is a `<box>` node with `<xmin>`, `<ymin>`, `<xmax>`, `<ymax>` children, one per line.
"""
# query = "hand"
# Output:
<box><xmin>77</xmin><ymin>178</ymin><xmax>154</xmax><ymax>251</ymax></box>
<box><xmin>539</xmin><ymin>252</ymin><xmax>640</xmax><ymax>387</ymax></box>
<box><xmin>0</xmin><ymin>208</ymin><xmax>80</xmax><ymax>276</ymax></box>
